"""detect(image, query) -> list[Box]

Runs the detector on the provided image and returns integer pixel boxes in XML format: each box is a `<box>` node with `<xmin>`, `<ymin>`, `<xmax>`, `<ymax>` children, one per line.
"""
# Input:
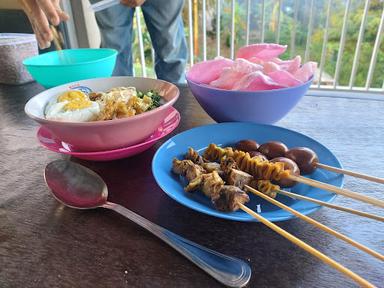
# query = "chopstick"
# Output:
<box><xmin>315</xmin><ymin>163</ymin><xmax>384</xmax><ymax>185</ymax></box>
<box><xmin>50</xmin><ymin>25</ymin><xmax>63</xmax><ymax>50</ymax></box>
<box><xmin>237</xmin><ymin>203</ymin><xmax>375</xmax><ymax>288</ymax></box>
<box><xmin>275</xmin><ymin>189</ymin><xmax>384</xmax><ymax>222</ymax></box>
<box><xmin>245</xmin><ymin>185</ymin><xmax>384</xmax><ymax>261</ymax></box>
<box><xmin>287</xmin><ymin>174</ymin><xmax>384</xmax><ymax>208</ymax></box>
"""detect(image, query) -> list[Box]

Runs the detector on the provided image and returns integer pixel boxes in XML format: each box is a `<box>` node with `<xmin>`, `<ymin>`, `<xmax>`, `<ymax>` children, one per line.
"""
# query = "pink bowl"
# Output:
<box><xmin>25</xmin><ymin>76</ymin><xmax>179</xmax><ymax>151</ymax></box>
<box><xmin>37</xmin><ymin>107</ymin><xmax>180</xmax><ymax>161</ymax></box>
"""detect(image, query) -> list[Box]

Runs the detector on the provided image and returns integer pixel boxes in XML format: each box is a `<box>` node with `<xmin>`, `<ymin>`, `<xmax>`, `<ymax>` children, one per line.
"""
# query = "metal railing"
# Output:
<box><xmin>131</xmin><ymin>0</ymin><xmax>383</xmax><ymax>93</ymax></box>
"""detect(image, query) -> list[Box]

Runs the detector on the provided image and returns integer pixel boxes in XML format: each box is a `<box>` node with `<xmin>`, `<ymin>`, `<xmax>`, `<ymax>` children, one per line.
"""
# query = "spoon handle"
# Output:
<box><xmin>103</xmin><ymin>202</ymin><xmax>251</xmax><ymax>287</ymax></box>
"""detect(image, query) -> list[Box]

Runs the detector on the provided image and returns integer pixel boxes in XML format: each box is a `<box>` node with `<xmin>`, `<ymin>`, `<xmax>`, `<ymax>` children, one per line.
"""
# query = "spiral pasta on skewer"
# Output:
<box><xmin>250</xmin><ymin>180</ymin><xmax>280</xmax><ymax>198</ymax></box>
<box><xmin>233</xmin><ymin>150</ymin><xmax>291</xmax><ymax>181</ymax></box>
<box><xmin>203</xmin><ymin>144</ymin><xmax>234</xmax><ymax>162</ymax></box>
<box><xmin>204</xmin><ymin>144</ymin><xmax>291</xmax><ymax>182</ymax></box>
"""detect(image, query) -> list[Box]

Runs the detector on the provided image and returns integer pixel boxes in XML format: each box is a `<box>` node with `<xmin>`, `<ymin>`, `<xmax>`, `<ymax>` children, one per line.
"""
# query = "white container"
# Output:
<box><xmin>0</xmin><ymin>33</ymin><xmax>38</xmax><ymax>85</ymax></box>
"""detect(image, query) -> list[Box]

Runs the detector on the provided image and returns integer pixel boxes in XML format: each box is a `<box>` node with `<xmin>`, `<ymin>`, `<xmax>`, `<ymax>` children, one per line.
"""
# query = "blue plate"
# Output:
<box><xmin>152</xmin><ymin>122</ymin><xmax>344</xmax><ymax>222</ymax></box>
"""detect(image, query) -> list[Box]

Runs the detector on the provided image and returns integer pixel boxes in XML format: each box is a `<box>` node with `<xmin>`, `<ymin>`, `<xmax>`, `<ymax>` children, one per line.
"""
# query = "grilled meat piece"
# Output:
<box><xmin>201</xmin><ymin>171</ymin><xmax>224</xmax><ymax>198</ymax></box>
<box><xmin>185</xmin><ymin>147</ymin><xmax>205</xmax><ymax>165</ymax></box>
<box><xmin>202</xmin><ymin>162</ymin><xmax>221</xmax><ymax>172</ymax></box>
<box><xmin>220</xmin><ymin>157</ymin><xmax>238</xmax><ymax>175</ymax></box>
<box><xmin>173</xmin><ymin>157</ymin><xmax>251</xmax><ymax>213</ymax></box>
<box><xmin>227</xmin><ymin>169</ymin><xmax>253</xmax><ymax>189</ymax></box>
<box><xmin>185</xmin><ymin>175</ymin><xmax>203</xmax><ymax>192</ymax></box>
<box><xmin>185</xmin><ymin>171</ymin><xmax>224</xmax><ymax>198</ymax></box>
<box><xmin>211</xmin><ymin>185</ymin><xmax>250</xmax><ymax>212</ymax></box>
<box><xmin>172</xmin><ymin>159</ymin><xmax>206</xmax><ymax>182</ymax></box>
<box><xmin>201</xmin><ymin>162</ymin><xmax>225</xmax><ymax>178</ymax></box>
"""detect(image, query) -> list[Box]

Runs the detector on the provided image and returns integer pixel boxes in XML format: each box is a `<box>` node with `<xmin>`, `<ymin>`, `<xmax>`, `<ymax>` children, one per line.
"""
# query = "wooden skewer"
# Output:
<box><xmin>245</xmin><ymin>185</ymin><xmax>384</xmax><ymax>261</ymax></box>
<box><xmin>288</xmin><ymin>174</ymin><xmax>384</xmax><ymax>208</ymax></box>
<box><xmin>275</xmin><ymin>189</ymin><xmax>384</xmax><ymax>222</ymax></box>
<box><xmin>238</xmin><ymin>203</ymin><xmax>376</xmax><ymax>288</ymax></box>
<box><xmin>315</xmin><ymin>163</ymin><xmax>384</xmax><ymax>185</ymax></box>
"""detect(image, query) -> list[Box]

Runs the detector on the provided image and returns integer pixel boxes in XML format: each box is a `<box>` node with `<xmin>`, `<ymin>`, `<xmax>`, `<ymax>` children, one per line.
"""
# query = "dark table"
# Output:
<box><xmin>0</xmin><ymin>82</ymin><xmax>383</xmax><ymax>288</ymax></box>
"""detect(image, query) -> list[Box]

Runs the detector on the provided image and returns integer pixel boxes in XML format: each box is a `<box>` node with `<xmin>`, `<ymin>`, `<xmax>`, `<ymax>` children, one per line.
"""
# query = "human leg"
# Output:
<box><xmin>141</xmin><ymin>0</ymin><xmax>187</xmax><ymax>83</ymax></box>
<box><xmin>90</xmin><ymin>2</ymin><xmax>134</xmax><ymax>76</ymax></box>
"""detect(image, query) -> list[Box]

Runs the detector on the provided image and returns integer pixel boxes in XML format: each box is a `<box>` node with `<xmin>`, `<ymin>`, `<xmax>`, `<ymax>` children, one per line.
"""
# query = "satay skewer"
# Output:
<box><xmin>204</xmin><ymin>145</ymin><xmax>384</xmax><ymax>208</ymax></box>
<box><xmin>250</xmin><ymin>142</ymin><xmax>384</xmax><ymax>185</ymax></box>
<box><xmin>245</xmin><ymin>185</ymin><xmax>384</xmax><ymax>261</ymax></box>
<box><xmin>287</xmin><ymin>174</ymin><xmax>384</xmax><ymax>208</ymax></box>
<box><xmin>275</xmin><ymin>189</ymin><xmax>384</xmax><ymax>222</ymax></box>
<box><xmin>283</xmin><ymin>146</ymin><xmax>384</xmax><ymax>185</ymax></box>
<box><xmin>238</xmin><ymin>203</ymin><xmax>376</xmax><ymax>288</ymax></box>
<box><xmin>315</xmin><ymin>163</ymin><xmax>384</xmax><ymax>185</ymax></box>
<box><xmin>172</xmin><ymin>157</ymin><xmax>376</xmax><ymax>287</ymax></box>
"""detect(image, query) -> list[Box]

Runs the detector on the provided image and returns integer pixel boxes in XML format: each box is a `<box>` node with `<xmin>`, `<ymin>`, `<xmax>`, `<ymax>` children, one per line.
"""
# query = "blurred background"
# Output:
<box><xmin>0</xmin><ymin>0</ymin><xmax>383</xmax><ymax>92</ymax></box>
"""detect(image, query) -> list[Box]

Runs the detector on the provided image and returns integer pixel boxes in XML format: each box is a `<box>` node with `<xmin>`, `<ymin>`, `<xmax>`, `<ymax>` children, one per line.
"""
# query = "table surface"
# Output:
<box><xmin>0</xmin><ymin>82</ymin><xmax>383</xmax><ymax>288</ymax></box>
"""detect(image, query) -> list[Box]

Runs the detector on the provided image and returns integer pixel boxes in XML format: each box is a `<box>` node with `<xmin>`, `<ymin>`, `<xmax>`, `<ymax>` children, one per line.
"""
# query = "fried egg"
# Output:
<box><xmin>45</xmin><ymin>90</ymin><xmax>101</xmax><ymax>122</ymax></box>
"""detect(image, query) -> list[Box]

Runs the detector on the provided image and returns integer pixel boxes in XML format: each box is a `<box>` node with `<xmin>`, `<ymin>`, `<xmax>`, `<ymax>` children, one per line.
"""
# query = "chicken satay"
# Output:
<box><xmin>187</xmin><ymin>173</ymin><xmax>249</xmax><ymax>212</ymax></box>
<box><xmin>220</xmin><ymin>157</ymin><xmax>238</xmax><ymax>175</ymax></box>
<box><xmin>226</xmin><ymin>169</ymin><xmax>253</xmax><ymax>189</ymax></box>
<box><xmin>184</xmin><ymin>148</ymin><xmax>226</xmax><ymax>176</ymax></box>
<box><xmin>185</xmin><ymin>170</ymin><xmax>224</xmax><ymax>198</ymax></box>
<box><xmin>202</xmin><ymin>162</ymin><xmax>221</xmax><ymax>172</ymax></box>
<box><xmin>211</xmin><ymin>185</ymin><xmax>250</xmax><ymax>212</ymax></box>
<box><xmin>173</xmin><ymin>157</ymin><xmax>249</xmax><ymax>213</ymax></box>
<box><xmin>172</xmin><ymin>159</ymin><xmax>206</xmax><ymax>182</ymax></box>
<box><xmin>185</xmin><ymin>147</ymin><xmax>206</xmax><ymax>165</ymax></box>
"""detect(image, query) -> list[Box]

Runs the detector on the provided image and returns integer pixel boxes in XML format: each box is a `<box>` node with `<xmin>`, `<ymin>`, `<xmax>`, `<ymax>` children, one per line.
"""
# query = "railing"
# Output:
<box><xmin>114</xmin><ymin>0</ymin><xmax>384</xmax><ymax>93</ymax></box>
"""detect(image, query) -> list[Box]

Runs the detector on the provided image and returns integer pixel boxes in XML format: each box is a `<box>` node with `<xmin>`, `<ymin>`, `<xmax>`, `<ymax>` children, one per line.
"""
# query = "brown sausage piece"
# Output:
<box><xmin>258</xmin><ymin>141</ymin><xmax>288</xmax><ymax>159</ymax></box>
<box><xmin>285</xmin><ymin>147</ymin><xmax>319</xmax><ymax>175</ymax></box>
<box><xmin>270</xmin><ymin>157</ymin><xmax>300</xmax><ymax>188</ymax></box>
<box><xmin>235</xmin><ymin>140</ymin><xmax>260</xmax><ymax>152</ymax></box>
<box><xmin>249</xmin><ymin>151</ymin><xmax>268</xmax><ymax>161</ymax></box>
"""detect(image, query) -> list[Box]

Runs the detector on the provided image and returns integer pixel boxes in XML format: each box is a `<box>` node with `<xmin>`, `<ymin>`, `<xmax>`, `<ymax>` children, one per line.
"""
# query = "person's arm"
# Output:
<box><xmin>19</xmin><ymin>0</ymin><xmax>69</xmax><ymax>49</ymax></box>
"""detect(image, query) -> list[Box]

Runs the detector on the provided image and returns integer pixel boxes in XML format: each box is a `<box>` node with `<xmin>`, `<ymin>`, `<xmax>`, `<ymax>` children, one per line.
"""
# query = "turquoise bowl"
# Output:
<box><xmin>23</xmin><ymin>48</ymin><xmax>117</xmax><ymax>88</ymax></box>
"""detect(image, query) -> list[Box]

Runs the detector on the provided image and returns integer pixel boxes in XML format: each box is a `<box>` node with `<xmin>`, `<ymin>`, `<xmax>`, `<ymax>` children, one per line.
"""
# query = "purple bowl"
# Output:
<box><xmin>187</xmin><ymin>77</ymin><xmax>312</xmax><ymax>124</ymax></box>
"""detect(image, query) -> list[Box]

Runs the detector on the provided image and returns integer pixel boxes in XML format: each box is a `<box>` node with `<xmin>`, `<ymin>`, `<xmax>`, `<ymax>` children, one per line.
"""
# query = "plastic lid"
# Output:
<box><xmin>0</xmin><ymin>33</ymin><xmax>37</xmax><ymax>46</ymax></box>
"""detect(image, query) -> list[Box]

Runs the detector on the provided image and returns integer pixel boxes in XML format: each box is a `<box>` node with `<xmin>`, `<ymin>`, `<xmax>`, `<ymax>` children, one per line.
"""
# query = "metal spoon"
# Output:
<box><xmin>44</xmin><ymin>160</ymin><xmax>251</xmax><ymax>287</ymax></box>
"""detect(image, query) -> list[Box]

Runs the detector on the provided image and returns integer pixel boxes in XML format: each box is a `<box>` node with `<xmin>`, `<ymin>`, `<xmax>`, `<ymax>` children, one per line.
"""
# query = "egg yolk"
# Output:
<box><xmin>57</xmin><ymin>90</ymin><xmax>92</xmax><ymax>111</ymax></box>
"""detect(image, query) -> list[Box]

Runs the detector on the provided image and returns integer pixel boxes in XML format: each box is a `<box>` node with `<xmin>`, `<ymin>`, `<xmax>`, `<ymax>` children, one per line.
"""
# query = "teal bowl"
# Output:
<box><xmin>23</xmin><ymin>48</ymin><xmax>117</xmax><ymax>88</ymax></box>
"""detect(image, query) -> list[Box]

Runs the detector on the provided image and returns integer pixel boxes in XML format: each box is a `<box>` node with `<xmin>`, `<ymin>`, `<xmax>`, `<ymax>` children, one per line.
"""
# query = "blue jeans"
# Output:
<box><xmin>91</xmin><ymin>0</ymin><xmax>187</xmax><ymax>83</ymax></box>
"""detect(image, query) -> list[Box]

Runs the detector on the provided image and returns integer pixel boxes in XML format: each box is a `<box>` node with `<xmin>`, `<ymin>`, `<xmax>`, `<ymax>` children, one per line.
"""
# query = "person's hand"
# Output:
<box><xmin>120</xmin><ymin>0</ymin><xmax>146</xmax><ymax>7</ymax></box>
<box><xmin>19</xmin><ymin>0</ymin><xmax>69</xmax><ymax>49</ymax></box>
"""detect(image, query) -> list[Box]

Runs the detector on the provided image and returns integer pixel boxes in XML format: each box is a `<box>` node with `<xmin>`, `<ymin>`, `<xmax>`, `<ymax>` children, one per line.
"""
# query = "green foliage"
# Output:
<box><xmin>132</xmin><ymin>10</ymin><xmax>155</xmax><ymax>77</ymax></box>
<box><xmin>310</xmin><ymin>0</ymin><xmax>383</xmax><ymax>87</ymax></box>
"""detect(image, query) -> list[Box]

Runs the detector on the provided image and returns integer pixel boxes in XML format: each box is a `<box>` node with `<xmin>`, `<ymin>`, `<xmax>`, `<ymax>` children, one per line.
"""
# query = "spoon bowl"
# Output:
<box><xmin>45</xmin><ymin>160</ymin><xmax>107</xmax><ymax>209</ymax></box>
<box><xmin>44</xmin><ymin>160</ymin><xmax>251</xmax><ymax>287</ymax></box>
